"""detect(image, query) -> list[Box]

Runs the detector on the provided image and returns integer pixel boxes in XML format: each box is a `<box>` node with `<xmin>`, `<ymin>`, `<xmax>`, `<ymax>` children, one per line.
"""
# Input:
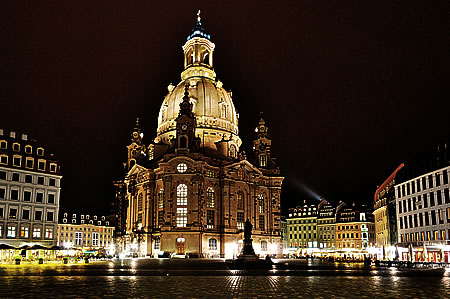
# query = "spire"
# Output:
<box><xmin>187</xmin><ymin>10</ymin><xmax>211</xmax><ymax>41</ymax></box>
<box><xmin>131</xmin><ymin>117</ymin><xmax>143</xmax><ymax>144</ymax></box>
<box><xmin>197</xmin><ymin>10</ymin><xmax>201</xmax><ymax>25</ymax></box>
<box><xmin>255</xmin><ymin>112</ymin><xmax>269</xmax><ymax>138</ymax></box>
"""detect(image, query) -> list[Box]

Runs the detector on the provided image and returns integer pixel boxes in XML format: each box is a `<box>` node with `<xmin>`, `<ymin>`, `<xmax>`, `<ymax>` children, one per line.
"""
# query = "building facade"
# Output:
<box><xmin>335</xmin><ymin>204</ymin><xmax>375</xmax><ymax>257</ymax></box>
<box><xmin>395</xmin><ymin>166</ymin><xmax>450</xmax><ymax>262</ymax></box>
<box><xmin>373</xmin><ymin>164</ymin><xmax>403</xmax><ymax>253</ymax></box>
<box><xmin>115</xmin><ymin>15</ymin><xmax>283</xmax><ymax>258</ymax></box>
<box><xmin>287</xmin><ymin>202</ymin><xmax>318</xmax><ymax>255</ymax></box>
<box><xmin>317</xmin><ymin>199</ymin><xmax>339</xmax><ymax>251</ymax></box>
<box><xmin>58</xmin><ymin>213</ymin><xmax>114</xmax><ymax>253</ymax></box>
<box><xmin>0</xmin><ymin>129</ymin><xmax>61</xmax><ymax>247</ymax></box>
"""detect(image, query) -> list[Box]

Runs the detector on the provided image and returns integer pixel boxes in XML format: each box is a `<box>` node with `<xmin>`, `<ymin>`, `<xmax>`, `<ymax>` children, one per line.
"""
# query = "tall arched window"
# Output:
<box><xmin>138</xmin><ymin>193</ymin><xmax>143</xmax><ymax>211</ymax></box>
<box><xmin>237</xmin><ymin>192</ymin><xmax>244</xmax><ymax>210</ymax></box>
<box><xmin>206</xmin><ymin>187</ymin><xmax>214</xmax><ymax>208</ymax></box>
<box><xmin>258</xmin><ymin>194</ymin><xmax>264</xmax><ymax>214</ymax></box>
<box><xmin>158</xmin><ymin>189</ymin><xmax>164</xmax><ymax>209</ymax></box>
<box><xmin>177</xmin><ymin>184</ymin><xmax>187</xmax><ymax>205</ymax></box>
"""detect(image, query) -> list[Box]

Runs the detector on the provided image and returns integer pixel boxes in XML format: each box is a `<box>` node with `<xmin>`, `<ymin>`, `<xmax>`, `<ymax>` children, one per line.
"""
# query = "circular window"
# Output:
<box><xmin>177</xmin><ymin>163</ymin><xmax>187</xmax><ymax>173</ymax></box>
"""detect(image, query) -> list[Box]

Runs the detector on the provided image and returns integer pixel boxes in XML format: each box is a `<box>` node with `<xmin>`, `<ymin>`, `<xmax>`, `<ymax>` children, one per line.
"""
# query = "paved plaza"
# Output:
<box><xmin>0</xmin><ymin>259</ymin><xmax>449</xmax><ymax>298</ymax></box>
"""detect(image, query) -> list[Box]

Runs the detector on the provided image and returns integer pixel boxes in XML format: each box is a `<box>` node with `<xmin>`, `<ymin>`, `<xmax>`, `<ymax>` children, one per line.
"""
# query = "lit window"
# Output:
<box><xmin>75</xmin><ymin>231</ymin><xmax>82</xmax><ymax>245</ymax></box>
<box><xmin>177</xmin><ymin>163</ymin><xmax>187</xmax><ymax>173</ymax></box>
<box><xmin>259</xmin><ymin>155</ymin><xmax>266</xmax><ymax>167</ymax></box>
<box><xmin>7</xmin><ymin>226</ymin><xmax>16</xmax><ymax>238</ymax></box>
<box><xmin>20</xmin><ymin>226</ymin><xmax>29</xmax><ymax>238</ymax></box>
<box><xmin>177</xmin><ymin>184</ymin><xmax>187</xmax><ymax>205</ymax></box>
<box><xmin>92</xmin><ymin>232</ymin><xmax>99</xmax><ymax>246</ymax></box>
<box><xmin>261</xmin><ymin>240</ymin><xmax>268</xmax><ymax>251</ymax></box>
<box><xmin>206</xmin><ymin>187</ymin><xmax>215</xmax><ymax>208</ymax></box>
<box><xmin>33</xmin><ymin>228</ymin><xmax>41</xmax><ymax>238</ymax></box>
<box><xmin>258</xmin><ymin>195</ymin><xmax>264</xmax><ymax>213</ymax></box>
<box><xmin>237</xmin><ymin>212</ymin><xmax>245</xmax><ymax>229</ymax></box>
<box><xmin>45</xmin><ymin>228</ymin><xmax>53</xmax><ymax>239</ymax></box>
<box><xmin>158</xmin><ymin>189</ymin><xmax>164</xmax><ymax>209</ymax></box>
<box><xmin>154</xmin><ymin>238</ymin><xmax>160</xmax><ymax>249</ymax></box>
<box><xmin>176</xmin><ymin>208</ymin><xmax>187</xmax><ymax>227</ymax></box>
<box><xmin>209</xmin><ymin>238</ymin><xmax>217</xmax><ymax>250</ymax></box>
<box><xmin>148</xmin><ymin>147</ymin><xmax>154</xmax><ymax>160</ymax></box>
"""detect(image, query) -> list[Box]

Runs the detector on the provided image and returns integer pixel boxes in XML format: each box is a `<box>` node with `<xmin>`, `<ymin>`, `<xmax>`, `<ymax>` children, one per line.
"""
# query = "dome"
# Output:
<box><xmin>155</xmin><ymin>77</ymin><xmax>241</xmax><ymax>151</ymax></box>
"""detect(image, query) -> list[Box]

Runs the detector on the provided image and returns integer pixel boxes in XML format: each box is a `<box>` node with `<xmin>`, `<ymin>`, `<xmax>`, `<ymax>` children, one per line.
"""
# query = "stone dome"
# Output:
<box><xmin>155</xmin><ymin>77</ymin><xmax>241</xmax><ymax>151</ymax></box>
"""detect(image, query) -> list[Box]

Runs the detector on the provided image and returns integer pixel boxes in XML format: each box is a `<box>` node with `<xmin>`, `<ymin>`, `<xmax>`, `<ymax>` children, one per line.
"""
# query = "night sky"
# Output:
<box><xmin>1</xmin><ymin>1</ymin><xmax>449</xmax><ymax>214</ymax></box>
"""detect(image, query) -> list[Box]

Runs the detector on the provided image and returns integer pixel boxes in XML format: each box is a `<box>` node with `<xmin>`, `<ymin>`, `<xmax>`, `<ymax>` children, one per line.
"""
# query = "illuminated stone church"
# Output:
<box><xmin>115</xmin><ymin>13</ymin><xmax>283</xmax><ymax>258</ymax></box>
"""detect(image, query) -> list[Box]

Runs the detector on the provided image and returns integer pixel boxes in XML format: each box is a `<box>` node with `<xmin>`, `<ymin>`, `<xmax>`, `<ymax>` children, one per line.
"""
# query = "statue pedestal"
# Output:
<box><xmin>237</xmin><ymin>238</ymin><xmax>258</xmax><ymax>261</ymax></box>
<box><xmin>225</xmin><ymin>237</ymin><xmax>272</xmax><ymax>269</ymax></box>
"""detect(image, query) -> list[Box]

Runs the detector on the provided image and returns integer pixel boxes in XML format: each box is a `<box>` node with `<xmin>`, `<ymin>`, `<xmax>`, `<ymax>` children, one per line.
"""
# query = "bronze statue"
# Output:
<box><xmin>244</xmin><ymin>219</ymin><xmax>252</xmax><ymax>240</ymax></box>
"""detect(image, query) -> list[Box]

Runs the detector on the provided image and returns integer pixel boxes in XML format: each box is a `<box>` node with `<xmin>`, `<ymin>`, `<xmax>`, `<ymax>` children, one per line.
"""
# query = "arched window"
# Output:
<box><xmin>259</xmin><ymin>155</ymin><xmax>266</xmax><ymax>167</ymax></box>
<box><xmin>203</xmin><ymin>53</ymin><xmax>210</xmax><ymax>65</ymax></box>
<box><xmin>237</xmin><ymin>192</ymin><xmax>244</xmax><ymax>210</ymax></box>
<box><xmin>261</xmin><ymin>240</ymin><xmax>267</xmax><ymax>251</ymax></box>
<box><xmin>209</xmin><ymin>238</ymin><xmax>217</xmax><ymax>250</ymax></box>
<box><xmin>229</xmin><ymin>145</ymin><xmax>237</xmax><ymax>158</ymax></box>
<box><xmin>138</xmin><ymin>193</ymin><xmax>143</xmax><ymax>211</ymax></box>
<box><xmin>158</xmin><ymin>189</ymin><xmax>164</xmax><ymax>209</ymax></box>
<box><xmin>177</xmin><ymin>184</ymin><xmax>187</xmax><ymax>205</ymax></box>
<box><xmin>258</xmin><ymin>195</ymin><xmax>264</xmax><ymax>214</ymax></box>
<box><xmin>206</xmin><ymin>187</ymin><xmax>214</xmax><ymax>208</ymax></box>
<box><xmin>0</xmin><ymin>141</ymin><xmax>7</xmax><ymax>149</ymax></box>
<box><xmin>220</xmin><ymin>103</ymin><xmax>227</xmax><ymax>119</ymax></box>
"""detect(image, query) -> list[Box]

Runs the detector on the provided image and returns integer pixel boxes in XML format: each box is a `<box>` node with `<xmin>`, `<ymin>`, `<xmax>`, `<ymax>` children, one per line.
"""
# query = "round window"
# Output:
<box><xmin>177</xmin><ymin>163</ymin><xmax>187</xmax><ymax>173</ymax></box>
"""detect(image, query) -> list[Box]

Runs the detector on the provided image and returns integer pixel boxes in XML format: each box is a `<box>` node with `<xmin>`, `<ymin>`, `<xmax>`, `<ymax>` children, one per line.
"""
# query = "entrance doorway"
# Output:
<box><xmin>176</xmin><ymin>238</ymin><xmax>185</xmax><ymax>255</ymax></box>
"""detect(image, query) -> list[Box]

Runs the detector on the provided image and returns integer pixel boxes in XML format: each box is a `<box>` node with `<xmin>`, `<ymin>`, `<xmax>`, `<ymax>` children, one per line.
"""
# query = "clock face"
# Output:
<box><xmin>132</xmin><ymin>132</ymin><xmax>138</xmax><ymax>138</ymax></box>
<box><xmin>259</xmin><ymin>144</ymin><xmax>266</xmax><ymax>151</ymax></box>
<box><xmin>181</xmin><ymin>124</ymin><xmax>188</xmax><ymax>131</ymax></box>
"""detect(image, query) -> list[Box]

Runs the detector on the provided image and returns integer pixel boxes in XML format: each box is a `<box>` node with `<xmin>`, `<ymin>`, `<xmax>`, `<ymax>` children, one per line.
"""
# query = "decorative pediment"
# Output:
<box><xmin>126</xmin><ymin>164</ymin><xmax>148</xmax><ymax>177</ymax></box>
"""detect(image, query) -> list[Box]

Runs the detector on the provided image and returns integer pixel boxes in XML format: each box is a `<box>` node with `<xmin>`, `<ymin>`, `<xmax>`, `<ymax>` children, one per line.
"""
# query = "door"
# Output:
<box><xmin>177</xmin><ymin>241</ymin><xmax>185</xmax><ymax>255</ymax></box>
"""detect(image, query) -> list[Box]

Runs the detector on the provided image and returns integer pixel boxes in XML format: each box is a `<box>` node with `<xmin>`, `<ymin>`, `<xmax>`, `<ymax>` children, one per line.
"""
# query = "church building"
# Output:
<box><xmin>114</xmin><ymin>13</ymin><xmax>284</xmax><ymax>258</ymax></box>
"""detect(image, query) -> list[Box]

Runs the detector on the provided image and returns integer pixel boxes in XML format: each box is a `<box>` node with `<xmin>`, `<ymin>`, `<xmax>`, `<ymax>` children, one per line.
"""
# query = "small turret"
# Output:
<box><xmin>253</xmin><ymin>113</ymin><xmax>276</xmax><ymax>169</ymax></box>
<box><xmin>126</xmin><ymin>118</ymin><xmax>146</xmax><ymax>170</ymax></box>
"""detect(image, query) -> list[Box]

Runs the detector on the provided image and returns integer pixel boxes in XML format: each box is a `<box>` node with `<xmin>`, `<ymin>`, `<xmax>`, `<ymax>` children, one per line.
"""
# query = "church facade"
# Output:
<box><xmin>115</xmin><ymin>14</ymin><xmax>283</xmax><ymax>258</ymax></box>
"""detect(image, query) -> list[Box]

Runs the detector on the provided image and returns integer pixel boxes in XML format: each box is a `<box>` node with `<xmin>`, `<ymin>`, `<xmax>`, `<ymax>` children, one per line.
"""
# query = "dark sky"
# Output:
<box><xmin>1</xmin><ymin>1</ymin><xmax>449</xmax><ymax>214</ymax></box>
